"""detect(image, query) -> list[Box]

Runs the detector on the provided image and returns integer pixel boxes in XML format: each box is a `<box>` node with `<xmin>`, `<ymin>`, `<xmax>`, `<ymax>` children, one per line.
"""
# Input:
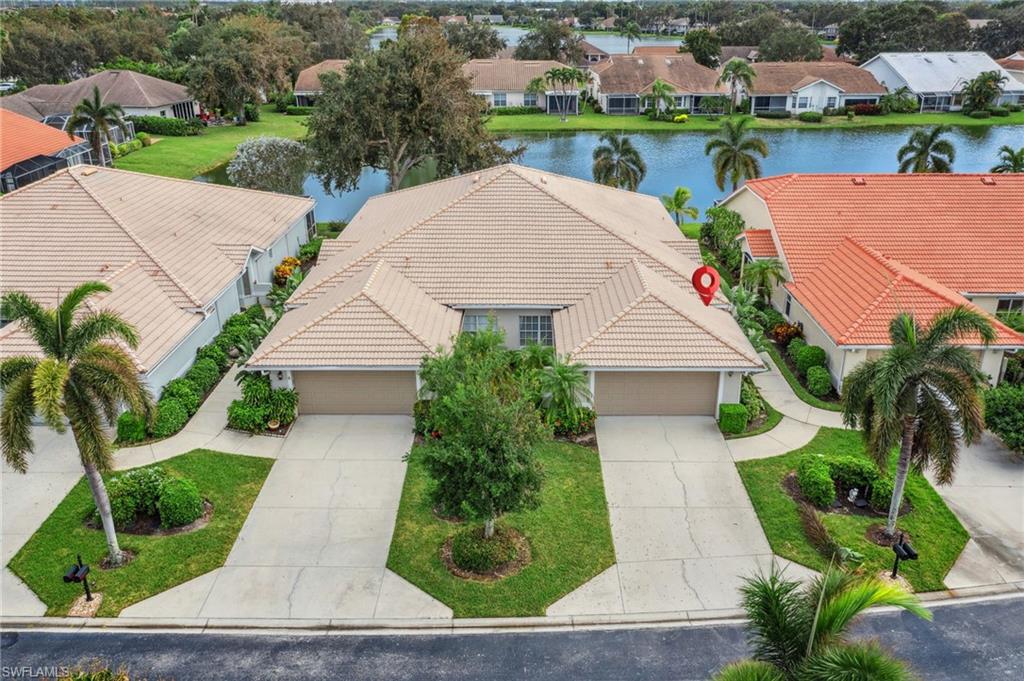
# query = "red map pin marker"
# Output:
<box><xmin>691</xmin><ymin>265</ymin><xmax>720</xmax><ymax>306</ymax></box>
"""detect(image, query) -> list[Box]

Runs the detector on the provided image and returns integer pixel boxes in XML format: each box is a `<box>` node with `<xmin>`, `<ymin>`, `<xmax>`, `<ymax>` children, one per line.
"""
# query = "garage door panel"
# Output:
<box><xmin>294</xmin><ymin>371</ymin><xmax>416</xmax><ymax>415</ymax></box>
<box><xmin>595</xmin><ymin>372</ymin><xmax>718</xmax><ymax>416</ymax></box>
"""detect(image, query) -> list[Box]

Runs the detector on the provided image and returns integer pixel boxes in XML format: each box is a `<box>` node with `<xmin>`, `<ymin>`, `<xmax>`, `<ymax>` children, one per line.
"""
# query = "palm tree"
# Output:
<box><xmin>68</xmin><ymin>86</ymin><xmax>126</xmax><ymax>167</ymax></box>
<box><xmin>717</xmin><ymin>59</ymin><xmax>756</xmax><ymax>113</ymax></box>
<box><xmin>991</xmin><ymin>145</ymin><xmax>1024</xmax><ymax>173</ymax></box>
<box><xmin>649</xmin><ymin>78</ymin><xmax>676</xmax><ymax>113</ymax></box>
<box><xmin>544</xmin><ymin>66</ymin><xmax>586</xmax><ymax>122</ymax></box>
<box><xmin>961</xmin><ymin>70</ymin><xmax>1008</xmax><ymax>113</ymax></box>
<box><xmin>842</xmin><ymin>307</ymin><xmax>994</xmax><ymax>537</ymax></box>
<box><xmin>1</xmin><ymin>283</ymin><xmax>153</xmax><ymax>566</ymax></box>
<box><xmin>538</xmin><ymin>355</ymin><xmax>592</xmax><ymax>427</ymax></box>
<box><xmin>713</xmin><ymin>566</ymin><xmax>930</xmax><ymax>681</ymax></box>
<box><xmin>619</xmin><ymin>21</ymin><xmax>642</xmax><ymax>54</ymax></box>
<box><xmin>592</xmin><ymin>132</ymin><xmax>647</xmax><ymax>191</ymax></box>
<box><xmin>742</xmin><ymin>258</ymin><xmax>786</xmax><ymax>305</ymax></box>
<box><xmin>704</xmin><ymin>116</ymin><xmax>769</xmax><ymax>191</ymax></box>
<box><xmin>897</xmin><ymin>126</ymin><xmax>955</xmax><ymax>173</ymax></box>
<box><xmin>661</xmin><ymin>186</ymin><xmax>699</xmax><ymax>227</ymax></box>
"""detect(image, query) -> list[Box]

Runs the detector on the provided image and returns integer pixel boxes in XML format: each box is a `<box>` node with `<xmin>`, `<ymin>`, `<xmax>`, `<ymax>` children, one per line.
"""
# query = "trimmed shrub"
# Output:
<box><xmin>827</xmin><ymin>455</ymin><xmax>878</xmax><ymax>490</ymax></box>
<box><xmin>492</xmin><ymin>105</ymin><xmax>543</xmax><ymax>115</ymax></box>
<box><xmin>719</xmin><ymin>403</ymin><xmax>749</xmax><ymax>434</ymax></box>
<box><xmin>984</xmin><ymin>384</ymin><xmax>1024</xmax><ymax>455</ymax></box>
<box><xmin>267</xmin><ymin>388</ymin><xmax>299</xmax><ymax>426</ymax></box>
<box><xmin>989</xmin><ymin>106</ymin><xmax>1009</xmax><ymax>117</ymax></box>
<box><xmin>787</xmin><ymin>337</ymin><xmax>807</xmax><ymax>361</ymax></box>
<box><xmin>116</xmin><ymin>410</ymin><xmax>147</xmax><ymax>444</ymax></box>
<box><xmin>197</xmin><ymin>342</ymin><xmax>231</xmax><ymax>371</ymax></box>
<box><xmin>673</xmin><ymin>113</ymin><xmax>689</xmax><ymax>123</ymax></box>
<box><xmin>805</xmin><ymin>366</ymin><xmax>833</xmax><ymax>397</ymax></box>
<box><xmin>104</xmin><ymin>466</ymin><xmax>167</xmax><ymax>528</ymax></box>
<box><xmin>756</xmin><ymin>111</ymin><xmax>792</xmax><ymax>119</ymax></box>
<box><xmin>185</xmin><ymin>358</ymin><xmax>220</xmax><ymax>393</ymax></box>
<box><xmin>243</xmin><ymin>102</ymin><xmax>261</xmax><ymax>122</ymax></box>
<box><xmin>771</xmin><ymin>322</ymin><xmax>803</xmax><ymax>346</ymax></box>
<box><xmin>850</xmin><ymin>103</ymin><xmax>882</xmax><ymax>116</ymax></box>
<box><xmin>286</xmin><ymin>105</ymin><xmax>314</xmax><ymax>116</ymax></box>
<box><xmin>797</xmin><ymin>455</ymin><xmax>835</xmax><ymax>507</ymax></box>
<box><xmin>450</xmin><ymin>525</ymin><xmax>518</xmax><ymax>573</ymax></box>
<box><xmin>795</xmin><ymin>345</ymin><xmax>828</xmax><ymax>375</ymax></box>
<box><xmin>227</xmin><ymin>400</ymin><xmax>268</xmax><ymax>433</ymax></box>
<box><xmin>869</xmin><ymin>476</ymin><xmax>894</xmax><ymax>512</ymax></box>
<box><xmin>762</xmin><ymin>307</ymin><xmax>786</xmax><ymax>330</ymax></box>
<box><xmin>1007</xmin><ymin>103</ymin><xmax>1022</xmax><ymax>113</ymax></box>
<box><xmin>129</xmin><ymin>115</ymin><xmax>203</xmax><ymax>136</ymax></box>
<box><xmin>740</xmin><ymin>377</ymin><xmax>765</xmax><ymax>419</ymax></box>
<box><xmin>151</xmin><ymin>399</ymin><xmax>188</xmax><ymax>438</ymax></box>
<box><xmin>157</xmin><ymin>477</ymin><xmax>204</xmax><ymax>528</ymax></box>
<box><xmin>161</xmin><ymin>377</ymin><xmax>201</xmax><ymax>415</ymax></box>
<box><xmin>969</xmin><ymin>110</ymin><xmax>991</xmax><ymax>119</ymax></box>
<box><xmin>798</xmin><ymin>111</ymin><xmax>823</xmax><ymax>123</ymax></box>
<box><xmin>274</xmin><ymin>91</ymin><xmax>294</xmax><ymax>112</ymax></box>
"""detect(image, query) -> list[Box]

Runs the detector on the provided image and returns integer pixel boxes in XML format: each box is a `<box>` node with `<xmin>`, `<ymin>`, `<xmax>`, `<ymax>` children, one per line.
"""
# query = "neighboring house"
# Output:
<box><xmin>0</xmin><ymin>166</ymin><xmax>315</xmax><ymax>395</ymax></box>
<box><xmin>589</xmin><ymin>55</ymin><xmax>726</xmax><ymax>113</ymax></box>
<box><xmin>579</xmin><ymin>39</ymin><xmax>610</xmax><ymax>65</ymax></box>
<box><xmin>632</xmin><ymin>45</ymin><xmax>691</xmax><ymax>58</ymax></box>
<box><xmin>472</xmin><ymin>14</ymin><xmax>503</xmax><ymax>24</ymax></box>
<box><xmin>967</xmin><ymin>19</ymin><xmax>991</xmax><ymax>30</ymax></box>
<box><xmin>438</xmin><ymin>15</ymin><xmax>468</xmax><ymax>25</ymax></box>
<box><xmin>668</xmin><ymin>17</ymin><xmax>691</xmax><ymax>34</ymax></box>
<box><xmin>723</xmin><ymin>173</ymin><xmax>1024</xmax><ymax>389</ymax></box>
<box><xmin>720</xmin><ymin>46</ymin><xmax>760</xmax><ymax>64</ymax></box>
<box><xmin>247</xmin><ymin>164</ymin><xmax>760</xmax><ymax>417</ymax></box>
<box><xmin>381</xmin><ymin>17</ymin><xmax>400</xmax><ymax>26</ymax></box>
<box><xmin>819</xmin><ymin>23</ymin><xmax>839</xmax><ymax>40</ymax></box>
<box><xmin>0</xmin><ymin>110</ymin><xmax>94</xmax><ymax>192</ymax></box>
<box><xmin>462</xmin><ymin>59</ymin><xmax>574</xmax><ymax>113</ymax></box>
<box><xmin>593</xmin><ymin>16</ymin><xmax>617</xmax><ymax>30</ymax></box>
<box><xmin>860</xmin><ymin>52</ymin><xmax>1024</xmax><ymax>110</ymax></box>
<box><xmin>0</xmin><ymin>70</ymin><xmax>198</xmax><ymax>120</ymax></box>
<box><xmin>294</xmin><ymin>59</ymin><xmax>349</xmax><ymax>106</ymax></box>
<box><xmin>746</xmin><ymin>62</ymin><xmax>885</xmax><ymax>113</ymax></box>
<box><xmin>997</xmin><ymin>51</ymin><xmax>1024</xmax><ymax>85</ymax></box>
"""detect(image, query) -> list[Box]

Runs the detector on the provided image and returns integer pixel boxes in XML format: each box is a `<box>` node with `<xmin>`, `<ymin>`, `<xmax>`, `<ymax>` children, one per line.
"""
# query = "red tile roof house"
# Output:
<box><xmin>0</xmin><ymin>109</ymin><xmax>93</xmax><ymax>191</ymax></box>
<box><xmin>0</xmin><ymin>167</ymin><xmax>314</xmax><ymax>395</ymax></box>
<box><xmin>721</xmin><ymin>173</ymin><xmax>1024</xmax><ymax>389</ymax></box>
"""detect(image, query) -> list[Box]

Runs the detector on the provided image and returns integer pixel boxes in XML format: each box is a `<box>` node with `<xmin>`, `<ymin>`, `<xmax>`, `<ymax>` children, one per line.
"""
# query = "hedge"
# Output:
<box><xmin>968</xmin><ymin>110</ymin><xmax>991</xmax><ymax>119</ymax></box>
<box><xmin>719</xmin><ymin>403</ymin><xmax>749</xmax><ymax>434</ymax></box>
<box><xmin>805</xmin><ymin>366</ymin><xmax>832</xmax><ymax>397</ymax></box>
<box><xmin>129</xmin><ymin>115</ymin><xmax>203</xmax><ymax>136</ymax></box>
<box><xmin>798</xmin><ymin>111</ymin><xmax>823</xmax><ymax>123</ymax></box>
<box><xmin>492</xmin><ymin>106</ymin><xmax>544</xmax><ymax>115</ymax></box>
<box><xmin>116</xmin><ymin>411</ymin><xmax>148</xmax><ymax>444</ymax></box>
<box><xmin>286</xmin><ymin>105</ymin><xmax>314</xmax><ymax>116</ymax></box>
<box><xmin>796</xmin><ymin>455</ymin><xmax>835</xmax><ymax>507</ymax></box>
<box><xmin>787</xmin><ymin>337</ymin><xmax>807</xmax><ymax>361</ymax></box>
<box><xmin>156</xmin><ymin>477</ymin><xmax>204</xmax><ymax>528</ymax></box>
<box><xmin>756</xmin><ymin>111</ymin><xmax>792</xmax><ymax>119</ymax></box>
<box><xmin>988</xmin><ymin>107</ymin><xmax>1009</xmax><ymax>117</ymax></box>
<box><xmin>984</xmin><ymin>384</ymin><xmax>1024</xmax><ymax>455</ymax></box>
<box><xmin>151</xmin><ymin>399</ymin><xmax>188</xmax><ymax>438</ymax></box>
<box><xmin>161</xmin><ymin>377</ymin><xmax>201</xmax><ymax>416</ymax></box>
<box><xmin>795</xmin><ymin>345</ymin><xmax>828</xmax><ymax>375</ymax></box>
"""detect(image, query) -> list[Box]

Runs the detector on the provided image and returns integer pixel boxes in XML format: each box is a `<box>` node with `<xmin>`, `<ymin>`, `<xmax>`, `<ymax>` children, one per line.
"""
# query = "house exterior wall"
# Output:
<box><xmin>121</xmin><ymin>101</ymin><xmax>198</xmax><ymax>120</ymax></box>
<box><xmin>720</xmin><ymin>370</ymin><xmax>742</xmax><ymax>404</ymax></box>
<box><xmin>725</xmin><ymin>188</ymin><xmax>774</xmax><ymax>228</ymax></box>
<box><xmin>963</xmin><ymin>295</ymin><xmax>1001</xmax><ymax>314</ymax></box>
<box><xmin>246</xmin><ymin>213</ymin><xmax>312</xmax><ymax>303</ymax></box>
<box><xmin>459</xmin><ymin>307</ymin><xmax>558</xmax><ymax>349</ymax></box>
<box><xmin>474</xmin><ymin>90</ymin><xmax>548</xmax><ymax>111</ymax></box>
<box><xmin>143</xmin><ymin>310</ymin><xmax>221</xmax><ymax>396</ymax></box>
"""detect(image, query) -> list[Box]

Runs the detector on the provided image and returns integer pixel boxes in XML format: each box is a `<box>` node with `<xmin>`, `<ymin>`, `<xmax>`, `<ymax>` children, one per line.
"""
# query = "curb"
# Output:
<box><xmin>3</xmin><ymin>584</ymin><xmax>1022</xmax><ymax>637</ymax></box>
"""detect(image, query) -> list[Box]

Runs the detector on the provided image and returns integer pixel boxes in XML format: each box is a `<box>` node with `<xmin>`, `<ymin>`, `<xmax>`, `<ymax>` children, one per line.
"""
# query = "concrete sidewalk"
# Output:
<box><xmin>751</xmin><ymin>353</ymin><xmax>845</xmax><ymax>428</ymax></box>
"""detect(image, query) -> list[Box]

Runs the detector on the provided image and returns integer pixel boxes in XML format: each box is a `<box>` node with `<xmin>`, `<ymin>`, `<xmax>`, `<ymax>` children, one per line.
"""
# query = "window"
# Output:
<box><xmin>524</xmin><ymin>92</ymin><xmax>537</xmax><ymax>107</ymax></box>
<box><xmin>606</xmin><ymin>95</ymin><xmax>639</xmax><ymax>115</ymax></box>
<box><xmin>492</xmin><ymin>92</ymin><xmax>507</xmax><ymax>107</ymax></box>
<box><xmin>797</xmin><ymin>97</ymin><xmax>810</xmax><ymax>109</ymax></box>
<box><xmin>826</xmin><ymin>96</ymin><xmax>837</xmax><ymax>109</ymax></box>
<box><xmin>519</xmin><ymin>315</ymin><xmax>553</xmax><ymax>346</ymax></box>
<box><xmin>674</xmin><ymin>95</ymin><xmax>687</xmax><ymax>108</ymax></box>
<box><xmin>784</xmin><ymin>294</ymin><xmax>792</xmax><ymax>317</ymax></box>
<box><xmin>305</xmin><ymin>211</ymin><xmax>316</xmax><ymax>239</ymax></box>
<box><xmin>997</xmin><ymin>298</ymin><xmax>1024</xmax><ymax>313</ymax></box>
<box><xmin>462</xmin><ymin>314</ymin><xmax>490</xmax><ymax>332</ymax></box>
<box><xmin>791</xmin><ymin>96</ymin><xmax>798</xmax><ymax>109</ymax></box>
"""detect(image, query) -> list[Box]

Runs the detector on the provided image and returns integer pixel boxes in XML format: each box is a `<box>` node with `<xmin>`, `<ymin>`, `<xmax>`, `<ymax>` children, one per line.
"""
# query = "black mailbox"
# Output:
<box><xmin>61</xmin><ymin>555</ymin><xmax>93</xmax><ymax>601</ymax></box>
<box><xmin>892</xmin><ymin>543</ymin><xmax>909</xmax><ymax>560</ymax></box>
<box><xmin>902</xmin><ymin>542</ymin><xmax>918</xmax><ymax>561</ymax></box>
<box><xmin>890</xmin><ymin>533</ymin><xmax>919</xmax><ymax>578</ymax></box>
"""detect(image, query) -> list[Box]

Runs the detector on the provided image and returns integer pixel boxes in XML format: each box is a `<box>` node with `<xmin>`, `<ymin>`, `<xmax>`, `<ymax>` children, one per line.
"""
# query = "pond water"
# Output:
<box><xmin>197</xmin><ymin>125</ymin><xmax>1024</xmax><ymax>223</ymax></box>
<box><xmin>370</xmin><ymin>26</ymin><xmax>682</xmax><ymax>53</ymax></box>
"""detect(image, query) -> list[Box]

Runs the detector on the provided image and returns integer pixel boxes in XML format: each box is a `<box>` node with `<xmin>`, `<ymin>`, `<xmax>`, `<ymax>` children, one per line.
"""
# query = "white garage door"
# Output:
<box><xmin>293</xmin><ymin>370</ymin><xmax>417</xmax><ymax>415</ymax></box>
<box><xmin>595</xmin><ymin>371</ymin><xmax>719</xmax><ymax>416</ymax></box>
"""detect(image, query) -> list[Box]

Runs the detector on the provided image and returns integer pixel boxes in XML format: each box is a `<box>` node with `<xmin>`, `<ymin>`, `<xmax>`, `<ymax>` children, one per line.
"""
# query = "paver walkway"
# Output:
<box><xmin>548</xmin><ymin>416</ymin><xmax>815</xmax><ymax>617</ymax></box>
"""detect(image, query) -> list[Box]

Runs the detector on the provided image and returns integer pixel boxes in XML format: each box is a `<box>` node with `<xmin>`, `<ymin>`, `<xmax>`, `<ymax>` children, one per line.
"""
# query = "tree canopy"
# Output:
<box><xmin>680</xmin><ymin>28</ymin><xmax>722</xmax><ymax>69</ymax></box>
<box><xmin>513</xmin><ymin>20</ymin><xmax>582</xmax><ymax>62</ymax></box>
<box><xmin>444</xmin><ymin>21</ymin><xmax>507</xmax><ymax>59</ymax></box>
<box><xmin>838</xmin><ymin>3</ymin><xmax>971</xmax><ymax>60</ymax></box>
<box><xmin>758</xmin><ymin>26</ymin><xmax>823</xmax><ymax>62</ymax></box>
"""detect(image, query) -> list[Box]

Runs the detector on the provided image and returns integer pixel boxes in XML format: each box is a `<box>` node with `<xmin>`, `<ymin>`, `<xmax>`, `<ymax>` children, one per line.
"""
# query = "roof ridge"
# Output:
<box><xmin>86</xmin><ymin>165</ymin><xmax>317</xmax><ymax>204</ymax></box>
<box><xmin>363</xmin><ymin>274</ymin><xmax>438</xmax><ymax>352</ymax></box>
<box><xmin>568</xmin><ymin>265</ymin><xmax>649</xmax><ymax>356</ymax></box>
<box><xmin>126</xmin><ymin>70</ymin><xmax>155</xmax><ymax>108</ymax></box>
<box><xmin>70</xmin><ymin>171</ymin><xmax>205</xmax><ymax>308</ymax></box>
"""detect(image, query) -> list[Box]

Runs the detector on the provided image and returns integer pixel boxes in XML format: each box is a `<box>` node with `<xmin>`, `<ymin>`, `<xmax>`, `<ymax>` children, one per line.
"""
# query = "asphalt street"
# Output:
<box><xmin>2</xmin><ymin>596</ymin><xmax>1022</xmax><ymax>680</ymax></box>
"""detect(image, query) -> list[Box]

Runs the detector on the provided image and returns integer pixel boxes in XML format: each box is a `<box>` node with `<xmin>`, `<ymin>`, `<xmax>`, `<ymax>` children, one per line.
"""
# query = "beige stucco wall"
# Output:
<box><xmin>963</xmin><ymin>295</ymin><xmax>1000</xmax><ymax>314</ymax></box>
<box><xmin>723</xmin><ymin>188</ymin><xmax>773</xmax><ymax>229</ymax></box>
<box><xmin>720</xmin><ymin>370</ymin><xmax>742</xmax><ymax>404</ymax></box>
<box><xmin>460</xmin><ymin>307</ymin><xmax>558</xmax><ymax>349</ymax></box>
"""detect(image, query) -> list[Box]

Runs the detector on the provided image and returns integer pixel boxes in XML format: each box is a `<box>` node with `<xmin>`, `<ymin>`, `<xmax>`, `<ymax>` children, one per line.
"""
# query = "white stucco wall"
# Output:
<box><xmin>247</xmin><ymin>214</ymin><xmax>311</xmax><ymax>303</ymax></box>
<box><xmin>719</xmin><ymin>370</ymin><xmax>742</xmax><ymax>405</ymax></box>
<box><xmin>143</xmin><ymin>311</ymin><xmax>221</xmax><ymax>397</ymax></box>
<box><xmin>122</xmin><ymin>101</ymin><xmax>199</xmax><ymax>120</ymax></box>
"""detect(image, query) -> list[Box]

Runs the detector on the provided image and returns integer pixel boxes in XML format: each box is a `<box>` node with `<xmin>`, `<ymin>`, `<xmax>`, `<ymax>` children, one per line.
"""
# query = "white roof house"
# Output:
<box><xmin>860</xmin><ymin>52</ymin><xmax>1024</xmax><ymax>110</ymax></box>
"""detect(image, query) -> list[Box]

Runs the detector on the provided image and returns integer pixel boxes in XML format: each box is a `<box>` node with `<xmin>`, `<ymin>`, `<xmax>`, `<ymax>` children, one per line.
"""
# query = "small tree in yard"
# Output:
<box><xmin>227</xmin><ymin>137</ymin><xmax>309</xmax><ymax>195</ymax></box>
<box><xmin>842</xmin><ymin>307</ymin><xmax>994</xmax><ymax>537</ymax></box>
<box><xmin>1</xmin><ymin>284</ymin><xmax>153</xmax><ymax>567</ymax></box>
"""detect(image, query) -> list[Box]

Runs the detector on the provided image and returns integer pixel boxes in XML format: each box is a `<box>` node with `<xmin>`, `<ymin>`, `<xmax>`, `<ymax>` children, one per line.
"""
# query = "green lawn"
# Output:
<box><xmin>725</xmin><ymin>401</ymin><xmax>784</xmax><ymax>440</ymax></box>
<box><xmin>736</xmin><ymin>428</ymin><xmax>969</xmax><ymax>592</ymax></box>
<box><xmin>487</xmin><ymin>110</ymin><xmax>1024</xmax><ymax>133</ymax></box>
<box><xmin>387</xmin><ymin>441</ymin><xmax>615</xmax><ymax>617</ymax></box>
<box><xmin>115</xmin><ymin>107</ymin><xmax>310</xmax><ymax>179</ymax></box>
<box><xmin>680</xmin><ymin>222</ymin><xmax>701</xmax><ymax>239</ymax></box>
<box><xmin>765</xmin><ymin>342</ymin><xmax>843</xmax><ymax>412</ymax></box>
<box><xmin>8</xmin><ymin>450</ymin><xmax>273</xmax><ymax>617</ymax></box>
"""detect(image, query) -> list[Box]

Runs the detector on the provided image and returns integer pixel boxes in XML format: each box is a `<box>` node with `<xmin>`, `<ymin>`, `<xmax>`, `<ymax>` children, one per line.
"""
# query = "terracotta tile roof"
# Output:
<box><xmin>720</xmin><ymin>46</ymin><xmax>759</xmax><ymax>63</ymax></box>
<box><xmin>997</xmin><ymin>51</ymin><xmax>1024</xmax><ymax>70</ymax></box>
<box><xmin>631</xmin><ymin>46</ymin><xmax>693</xmax><ymax>60</ymax></box>
<box><xmin>0</xmin><ymin>166</ymin><xmax>314</xmax><ymax>309</ymax></box>
<box><xmin>554</xmin><ymin>261</ymin><xmax>763</xmax><ymax>368</ymax></box>
<box><xmin>787</xmin><ymin>239</ymin><xmax>1024</xmax><ymax>347</ymax></box>
<box><xmin>462</xmin><ymin>59</ymin><xmax>567</xmax><ymax>92</ymax></box>
<box><xmin>579</xmin><ymin>39</ymin><xmax>608</xmax><ymax>57</ymax></box>
<box><xmin>742</xmin><ymin>230</ymin><xmax>778</xmax><ymax>258</ymax></box>
<box><xmin>591</xmin><ymin>55</ymin><xmax>725</xmax><ymax>94</ymax></box>
<box><xmin>0</xmin><ymin>109</ymin><xmax>84</xmax><ymax>169</ymax></box>
<box><xmin>749</xmin><ymin>62</ymin><xmax>885</xmax><ymax>94</ymax></box>
<box><xmin>738</xmin><ymin>173</ymin><xmax>1024</xmax><ymax>294</ymax></box>
<box><xmin>292</xmin><ymin>164</ymin><xmax>715</xmax><ymax>308</ymax></box>
<box><xmin>248</xmin><ymin>260</ymin><xmax>462</xmax><ymax>368</ymax></box>
<box><xmin>294</xmin><ymin>60</ymin><xmax>350</xmax><ymax>93</ymax></box>
<box><xmin>0</xmin><ymin>70</ymin><xmax>192</xmax><ymax>119</ymax></box>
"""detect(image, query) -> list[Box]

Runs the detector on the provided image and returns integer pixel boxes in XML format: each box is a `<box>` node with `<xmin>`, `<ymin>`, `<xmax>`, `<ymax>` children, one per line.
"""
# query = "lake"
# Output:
<box><xmin>197</xmin><ymin>126</ymin><xmax>1024</xmax><ymax>223</ymax></box>
<box><xmin>370</xmin><ymin>25</ymin><xmax>682</xmax><ymax>53</ymax></box>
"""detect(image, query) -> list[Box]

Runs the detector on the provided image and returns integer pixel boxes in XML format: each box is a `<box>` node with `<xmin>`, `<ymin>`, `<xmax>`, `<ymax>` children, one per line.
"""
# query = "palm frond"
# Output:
<box><xmin>1</xmin><ymin>371</ymin><xmax>36</xmax><ymax>472</ymax></box>
<box><xmin>64</xmin><ymin>310</ymin><xmax>141</xmax><ymax>358</ymax></box>
<box><xmin>31</xmin><ymin>359</ymin><xmax>70</xmax><ymax>433</ymax></box>
<box><xmin>0</xmin><ymin>357</ymin><xmax>38</xmax><ymax>390</ymax></box>
<box><xmin>1</xmin><ymin>292</ymin><xmax>56</xmax><ymax>355</ymax></box>
<box><xmin>739</xmin><ymin>567</ymin><xmax>809</xmax><ymax>672</ymax></box>
<box><xmin>798</xmin><ymin>641</ymin><xmax>918</xmax><ymax>681</ymax></box>
<box><xmin>56</xmin><ymin>282</ymin><xmax>112</xmax><ymax>343</ymax></box>
<box><xmin>812</xmin><ymin>577</ymin><xmax>930</xmax><ymax>648</ymax></box>
<box><xmin>712</xmin><ymin>660</ymin><xmax>787</xmax><ymax>681</ymax></box>
<box><xmin>63</xmin><ymin>385</ymin><xmax>115</xmax><ymax>470</ymax></box>
<box><xmin>921</xmin><ymin>306</ymin><xmax>994</xmax><ymax>349</ymax></box>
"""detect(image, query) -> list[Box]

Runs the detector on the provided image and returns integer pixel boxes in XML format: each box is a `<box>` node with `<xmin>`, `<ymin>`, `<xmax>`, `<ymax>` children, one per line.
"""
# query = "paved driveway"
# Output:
<box><xmin>550</xmin><ymin>416</ymin><xmax>814</xmax><ymax>617</ymax></box>
<box><xmin>121</xmin><ymin>416</ymin><xmax>450</xmax><ymax>621</ymax></box>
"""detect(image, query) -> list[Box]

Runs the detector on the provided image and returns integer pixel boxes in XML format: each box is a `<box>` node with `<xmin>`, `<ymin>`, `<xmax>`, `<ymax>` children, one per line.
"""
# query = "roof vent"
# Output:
<box><xmin>81</xmin><ymin>168</ymin><xmax>98</xmax><ymax>176</ymax></box>
<box><xmin>472</xmin><ymin>174</ymin><xmax>480</xmax><ymax>183</ymax></box>
<box><xmin>923</xmin><ymin>57</ymin><xmax>932</xmax><ymax>64</ymax></box>
<box><xmin>981</xmin><ymin>177</ymin><xmax>996</xmax><ymax>185</ymax></box>
<box><xmin>539</xmin><ymin>175</ymin><xmax>547</xmax><ymax>184</ymax></box>
<box><xmin>852</xmin><ymin>177</ymin><xmax>867</xmax><ymax>185</ymax></box>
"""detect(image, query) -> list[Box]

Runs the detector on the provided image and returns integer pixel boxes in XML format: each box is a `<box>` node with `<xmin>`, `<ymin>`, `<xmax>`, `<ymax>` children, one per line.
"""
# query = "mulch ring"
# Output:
<box><xmin>866</xmin><ymin>524</ymin><xmax>914</xmax><ymax>548</ymax></box>
<box><xmin>440</xmin><ymin>529</ymin><xmax>532</xmax><ymax>583</ymax></box>
<box><xmin>432</xmin><ymin>505</ymin><xmax>465</xmax><ymax>524</ymax></box>
<box><xmin>555</xmin><ymin>429</ymin><xmax>597</xmax><ymax>449</ymax></box>
<box><xmin>782</xmin><ymin>472</ymin><xmax>911</xmax><ymax>518</ymax></box>
<box><xmin>99</xmin><ymin>549</ymin><xmax>137</xmax><ymax>570</ymax></box>
<box><xmin>87</xmin><ymin>500</ymin><xmax>214</xmax><ymax>537</ymax></box>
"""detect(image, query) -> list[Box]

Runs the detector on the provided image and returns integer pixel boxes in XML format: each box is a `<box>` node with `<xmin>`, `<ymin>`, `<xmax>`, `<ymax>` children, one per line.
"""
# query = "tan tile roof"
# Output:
<box><xmin>591</xmin><ymin>55</ymin><xmax>725</xmax><ymax>94</ymax></box>
<box><xmin>554</xmin><ymin>261</ymin><xmax>762</xmax><ymax>368</ymax></box>
<box><xmin>631</xmin><ymin>46</ymin><xmax>694</xmax><ymax>60</ymax></box>
<box><xmin>741</xmin><ymin>230</ymin><xmax>778</xmax><ymax>258</ymax></box>
<box><xmin>749</xmin><ymin>62</ymin><xmax>885</xmax><ymax>94</ymax></box>
<box><xmin>462</xmin><ymin>59</ymin><xmax>567</xmax><ymax>91</ymax></box>
<box><xmin>0</xmin><ymin>70</ymin><xmax>192</xmax><ymax>119</ymax></box>
<box><xmin>738</xmin><ymin>173</ymin><xmax>1024</xmax><ymax>294</ymax></box>
<box><xmin>292</xmin><ymin>164</ymin><xmax>715</xmax><ymax>308</ymax></box>
<box><xmin>0</xmin><ymin>166</ymin><xmax>314</xmax><ymax>309</ymax></box>
<box><xmin>248</xmin><ymin>260</ymin><xmax>462</xmax><ymax>368</ymax></box>
<box><xmin>720</xmin><ymin>46</ymin><xmax>759</xmax><ymax>63</ymax></box>
<box><xmin>294</xmin><ymin>60</ymin><xmax>350</xmax><ymax>93</ymax></box>
<box><xmin>0</xmin><ymin>109</ymin><xmax>84</xmax><ymax>169</ymax></box>
<box><xmin>663</xmin><ymin>238</ymin><xmax>703</xmax><ymax>263</ymax></box>
<box><xmin>579</xmin><ymin>40</ymin><xmax>608</xmax><ymax>57</ymax></box>
<box><xmin>787</xmin><ymin>239</ymin><xmax>1024</xmax><ymax>348</ymax></box>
